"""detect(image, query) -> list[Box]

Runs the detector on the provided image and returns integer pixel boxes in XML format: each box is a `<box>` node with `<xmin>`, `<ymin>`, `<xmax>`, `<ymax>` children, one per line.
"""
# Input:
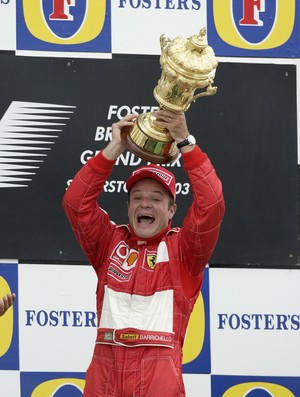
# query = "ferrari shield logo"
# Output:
<box><xmin>147</xmin><ymin>255</ymin><xmax>157</xmax><ymax>270</ymax></box>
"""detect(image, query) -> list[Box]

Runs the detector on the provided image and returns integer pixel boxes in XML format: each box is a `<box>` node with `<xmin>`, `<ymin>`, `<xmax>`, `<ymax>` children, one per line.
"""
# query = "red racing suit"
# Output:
<box><xmin>63</xmin><ymin>145</ymin><xmax>225</xmax><ymax>397</ymax></box>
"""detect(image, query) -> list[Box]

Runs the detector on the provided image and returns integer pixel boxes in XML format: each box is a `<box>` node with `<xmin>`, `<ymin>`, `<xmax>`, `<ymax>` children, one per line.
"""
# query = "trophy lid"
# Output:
<box><xmin>162</xmin><ymin>28</ymin><xmax>218</xmax><ymax>81</ymax></box>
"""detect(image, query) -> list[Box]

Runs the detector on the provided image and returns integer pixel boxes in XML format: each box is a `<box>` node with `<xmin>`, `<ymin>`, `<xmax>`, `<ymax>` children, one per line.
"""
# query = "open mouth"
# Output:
<box><xmin>137</xmin><ymin>214</ymin><xmax>155</xmax><ymax>224</ymax></box>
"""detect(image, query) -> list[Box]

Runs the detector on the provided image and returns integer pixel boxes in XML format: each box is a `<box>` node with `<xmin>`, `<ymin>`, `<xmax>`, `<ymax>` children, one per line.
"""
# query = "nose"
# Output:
<box><xmin>140</xmin><ymin>198</ymin><xmax>151</xmax><ymax>208</ymax></box>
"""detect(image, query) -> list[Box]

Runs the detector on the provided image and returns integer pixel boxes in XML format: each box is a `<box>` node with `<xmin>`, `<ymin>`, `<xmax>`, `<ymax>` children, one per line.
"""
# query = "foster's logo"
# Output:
<box><xmin>209</xmin><ymin>0</ymin><xmax>297</xmax><ymax>55</ymax></box>
<box><xmin>17</xmin><ymin>0</ymin><xmax>111</xmax><ymax>53</ymax></box>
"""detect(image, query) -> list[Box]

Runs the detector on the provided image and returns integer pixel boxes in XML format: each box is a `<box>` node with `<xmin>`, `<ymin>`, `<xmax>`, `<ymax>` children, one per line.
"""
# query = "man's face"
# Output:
<box><xmin>128</xmin><ymin>178</ymin><xmax>177</xmax><ymax>239</ymax></box>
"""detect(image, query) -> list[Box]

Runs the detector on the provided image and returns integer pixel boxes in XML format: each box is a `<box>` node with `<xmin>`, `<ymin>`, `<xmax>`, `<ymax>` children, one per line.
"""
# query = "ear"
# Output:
<box><xmin>168</xmin><ymin>203</ymin><xmax>177</xmax><ymax>220</ymax></box>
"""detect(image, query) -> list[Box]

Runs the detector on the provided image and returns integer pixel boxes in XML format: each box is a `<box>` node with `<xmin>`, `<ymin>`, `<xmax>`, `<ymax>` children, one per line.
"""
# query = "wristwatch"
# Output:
<box><xmin>176</xmin><ymin>134</ymin><xmax>196</xmax><ymax>149</ymax></box>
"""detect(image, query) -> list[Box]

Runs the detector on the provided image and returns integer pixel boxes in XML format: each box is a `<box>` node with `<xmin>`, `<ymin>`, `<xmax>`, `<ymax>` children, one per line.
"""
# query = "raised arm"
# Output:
<box><xmin>62</xmin><ymin>114</ymin><xmax>136</xmax><ymax>269</ymax></box>
<box><xmin>180</xmin><ymin>146</ymin><xmax>225</xmax><ymax>277</ymax></box>
<box><xmin>153</xmin><ymin>109</ymin><xmax>225</xmax><ymax>277</ymax></box>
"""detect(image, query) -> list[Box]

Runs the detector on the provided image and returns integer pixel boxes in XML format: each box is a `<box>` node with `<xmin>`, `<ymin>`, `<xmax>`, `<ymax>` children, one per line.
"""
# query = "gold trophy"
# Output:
<box><xmin>121</xmin><ymin>28</ymin><xmax>218</xmax><ymax>164</ymax></box>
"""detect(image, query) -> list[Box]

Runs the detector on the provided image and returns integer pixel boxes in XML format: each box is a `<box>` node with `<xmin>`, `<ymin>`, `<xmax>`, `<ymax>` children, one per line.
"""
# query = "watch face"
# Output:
<box><xmin>188</xmin><ymin>135</ymin><xmax>196</xmax><ymax>145</ymax></box>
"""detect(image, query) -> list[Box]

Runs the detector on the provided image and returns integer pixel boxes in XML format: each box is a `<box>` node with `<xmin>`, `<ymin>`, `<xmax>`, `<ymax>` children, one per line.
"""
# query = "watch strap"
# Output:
<box><xmin>177</xmin><ymin>138</ymin><xmax>190</xmax><ymax>149</ymax></box>
<box><xmin>176</xmin><ymin>134</ymin><xmax>196</xmax><ymax>149</ymax></box>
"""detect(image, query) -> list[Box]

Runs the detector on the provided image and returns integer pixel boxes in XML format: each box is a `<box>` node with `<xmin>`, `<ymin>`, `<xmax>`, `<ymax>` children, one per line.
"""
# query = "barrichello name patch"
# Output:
<box><xmin>139</xmin><ymin>333</ymin><xmax>172</xmax><ymax>342</ymax></box>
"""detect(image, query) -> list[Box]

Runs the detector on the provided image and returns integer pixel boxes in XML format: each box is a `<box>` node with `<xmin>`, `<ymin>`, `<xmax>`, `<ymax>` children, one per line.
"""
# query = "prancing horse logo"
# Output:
<box><xmin>146</xmin><ymin>255</ymin><xmax>157</xmax><ymax>270</ymax></box>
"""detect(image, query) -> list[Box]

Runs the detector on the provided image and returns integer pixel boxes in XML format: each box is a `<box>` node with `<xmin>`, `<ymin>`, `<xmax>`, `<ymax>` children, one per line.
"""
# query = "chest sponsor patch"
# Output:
<box><xmin>107</xmin><ymin>265</ymin><xmax>130</xmax><ymax>282</ymax></box>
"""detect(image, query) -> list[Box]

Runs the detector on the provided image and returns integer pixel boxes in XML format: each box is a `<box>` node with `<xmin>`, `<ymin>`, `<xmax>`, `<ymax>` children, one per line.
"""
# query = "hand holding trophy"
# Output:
<box><xmin>121</xmin><ymin>28</ymin><xmax>218</xmax><ymax>164</ymax></box>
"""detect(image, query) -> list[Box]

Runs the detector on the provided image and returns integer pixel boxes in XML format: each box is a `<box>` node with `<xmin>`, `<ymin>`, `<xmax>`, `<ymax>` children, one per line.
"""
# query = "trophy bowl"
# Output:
<box><xmin>121</xmin><ymin>28</ymin><xmax>218</xmax><ymax>164</ymax></box>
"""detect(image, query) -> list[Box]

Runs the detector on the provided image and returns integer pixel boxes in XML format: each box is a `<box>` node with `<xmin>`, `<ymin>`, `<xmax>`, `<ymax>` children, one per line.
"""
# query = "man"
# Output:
<box><xmin>0</xmin><ymin>293</ymin><xmax>16</xmax><ymax>317</ymax></box>
<box><xmin>63</xmin><ymin>109</ymin><xmax>225</xmax><ymax>397</ymax></box>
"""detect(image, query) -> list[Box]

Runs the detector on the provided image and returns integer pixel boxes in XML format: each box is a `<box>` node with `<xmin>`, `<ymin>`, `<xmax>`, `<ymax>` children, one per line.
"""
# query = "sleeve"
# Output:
<box><xmin>179</xmin><ymin>145</ymin><xmax>225</xmax><ymax>279</ymax></box>
<box><xmin>62</xmin><ymin>152</ymin><xmax>116</xmax><ymax>272</ymax></box>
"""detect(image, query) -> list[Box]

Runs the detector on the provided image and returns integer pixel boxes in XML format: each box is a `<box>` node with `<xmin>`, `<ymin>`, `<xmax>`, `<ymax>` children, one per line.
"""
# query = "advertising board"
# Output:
<box><xmin>1</xmin><ymin>262</ymin><xmax>299</xmax><ymax>396</ymax></box>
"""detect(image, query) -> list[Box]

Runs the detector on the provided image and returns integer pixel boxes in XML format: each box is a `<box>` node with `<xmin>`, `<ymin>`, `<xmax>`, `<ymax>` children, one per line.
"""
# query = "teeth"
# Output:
<box><xmin>138</xmin><ymin>215</ymin><xmax>154</xmax><ymax>223</ymax></box>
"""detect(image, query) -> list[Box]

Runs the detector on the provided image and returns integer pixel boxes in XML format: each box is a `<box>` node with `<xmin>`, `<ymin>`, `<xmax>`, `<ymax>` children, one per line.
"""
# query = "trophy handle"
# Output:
<box><xmin>189</xmin><ymin>81</ymin><xmax>218</xmax><ymax>105</ymax></box>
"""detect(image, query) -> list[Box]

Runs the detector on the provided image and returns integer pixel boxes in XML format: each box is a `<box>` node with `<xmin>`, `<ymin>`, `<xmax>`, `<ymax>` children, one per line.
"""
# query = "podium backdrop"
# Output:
<box><xmin>0</xmin><ymin>55</ymin><xmax>298</xmax><ymax>267</ymax></box>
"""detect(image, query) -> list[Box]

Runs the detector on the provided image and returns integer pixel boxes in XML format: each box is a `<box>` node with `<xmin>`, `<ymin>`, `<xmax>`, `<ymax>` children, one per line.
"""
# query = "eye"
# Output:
<box><xmin>152</xmin><ymin>197</ymin><xmax>161</xmax><ymax>202</ymax></box>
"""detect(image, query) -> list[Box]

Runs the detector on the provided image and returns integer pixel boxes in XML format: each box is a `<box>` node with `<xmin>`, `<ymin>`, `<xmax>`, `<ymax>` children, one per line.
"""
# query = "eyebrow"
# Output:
<box><xmin>131</xmin><ymin>189</ymin><xmax>164</xmax><ymax>196</ymax></box>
